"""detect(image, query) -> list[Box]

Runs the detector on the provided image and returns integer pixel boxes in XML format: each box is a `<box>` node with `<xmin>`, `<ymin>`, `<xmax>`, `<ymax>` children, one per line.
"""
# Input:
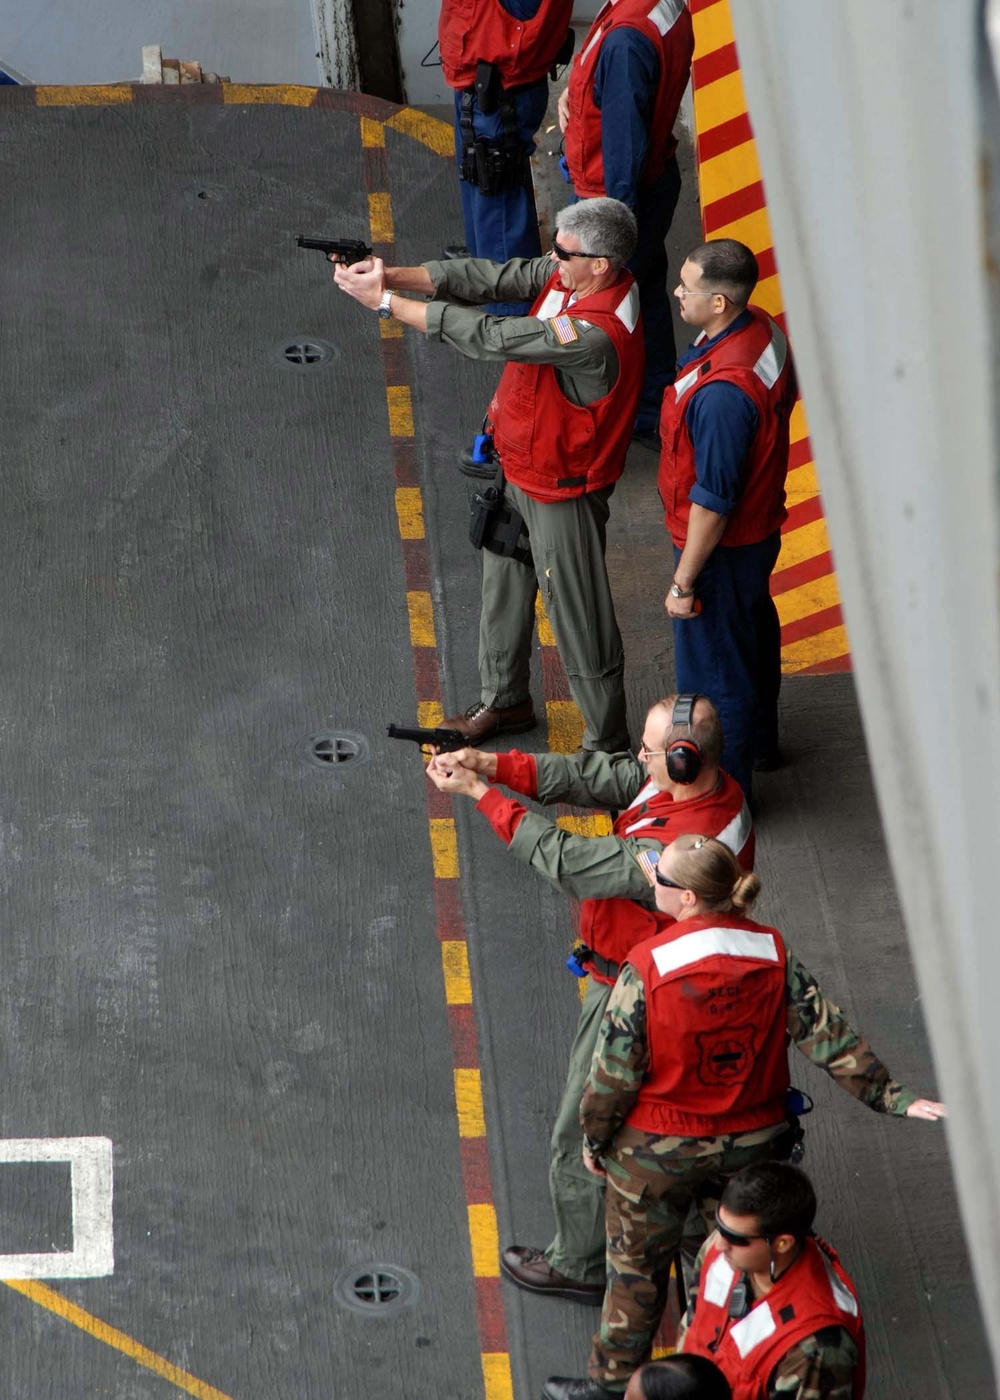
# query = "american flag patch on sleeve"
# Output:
<box><xmin>549</xmin><ymin>314</ymin><xmax>579</xmax><ymax>344</ymax></box>
<box><xmin>636</xmin><ymin>848</ymin><xmax>660</xmax><ymax>886</ymax></box>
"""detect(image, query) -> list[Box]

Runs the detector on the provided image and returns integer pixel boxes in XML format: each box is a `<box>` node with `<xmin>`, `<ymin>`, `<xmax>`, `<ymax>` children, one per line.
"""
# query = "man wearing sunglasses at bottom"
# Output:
<box><xmin>678</xmin><ymin>1163</ymin><xmax>863</xmax><ymax>1400</ymax></box>
<box><xmin>333</xmin><ymin>196</ymin><xmax>643</xmax><ymax>755</ymax></box>
<box><xmin>542</xmin><ymin>834</ymin><xmax>945</xmax><ymax>1400</ymax></box>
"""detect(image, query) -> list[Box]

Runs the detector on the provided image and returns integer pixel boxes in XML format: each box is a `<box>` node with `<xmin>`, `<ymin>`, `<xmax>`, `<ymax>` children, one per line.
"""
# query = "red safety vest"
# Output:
<box><xmin>683</xmin><ymin>1235</ymin><xmax>866</xmax><ymax>1400</ymax></box>
<box><xmin>438</xmin><ymin>0</ymin><xmax>574</xmax><ymax>90</ymax></box>
<box><xmin>489</xmin><ymin>268</ymin><xmax>643</xmax><ymax>501</ymax></box>
<box><xmin>658</xmin><ymin>307</ymin><xmax>796</xmax><ymax>547</ymax></box>
<box><xmin>565</xmin><ymin>0</ymin><xmax>694</xmax><ymax>199</ymax></box>
<box><xmin>580</xmin><ymin>772</ymin><xmax>753</xmax><ymax>985</ymax></box>
<box><xmin>626</xmin><ymin>913</ymin><xmax>790</xmax><ymax>1137</ymax></box>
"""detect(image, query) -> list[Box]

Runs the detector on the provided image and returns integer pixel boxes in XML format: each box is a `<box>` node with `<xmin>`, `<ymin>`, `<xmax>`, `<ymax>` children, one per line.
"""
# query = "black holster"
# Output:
<box><xmin>459</xmin><ymin>75</ymin><xmax>531</xmax><ymax>195</ymax></box>
<box><xmin>468</xmin><ymin>466</ymin><xmax>531</xmax><ymax>565</ymax></box>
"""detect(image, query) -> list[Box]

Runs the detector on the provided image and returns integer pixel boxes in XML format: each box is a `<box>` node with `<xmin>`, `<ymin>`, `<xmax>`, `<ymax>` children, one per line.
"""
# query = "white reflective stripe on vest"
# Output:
<box><xmin>648</xmin><ymin>0</ymin><xmax>686</xmax><ymax>35</ymax></box>
<box><xmin>730</xmin><ymin>1300</ymin><xmax>778</xmax><ymax>1359</ymax></box>
<box><xmin>624</xmin><ymin>777</ymin><xmax>659</xmax><ymax>813</ymax></box>
<box><xmin>753</xmin><ymin>321</ymin><xmax>788</xmax><ymax>389</ymax></box>
<box><xmin>615</xmin><ymin>283</ymin><xmax>641</xmax><ymax>332</ymax></box>
<box><xmin>624</xmin><ymin>816</ymin><xmax>658</xmax><ymax>835</ymax></box>
<box><xmin>703</xmin><ymin>1251</ymin><xmax>736</xmax><ymax>1307</ymax></box>
<box><xmin>715</xmin><ymin>800</ymin><xmax>752</xmax><ymax>857</ymax></box>
<box><xmin>651</xmin><ymin>926</ymin><xmax>779</xmax><ymax>978</ymax></box>
<box><xmin>673</xmin><ymin>363</ymin><xmax>700</xmax><ymax>398</ymax></box>
<box><xmin>822</xmin><ymin>1253</ymin><xmax>859</xmax><ymax>1317</ymax></box>
<box><xmin>535</xmin><ymin>288</ymin><xmax>570</xmax><ymax>320</ymax></box>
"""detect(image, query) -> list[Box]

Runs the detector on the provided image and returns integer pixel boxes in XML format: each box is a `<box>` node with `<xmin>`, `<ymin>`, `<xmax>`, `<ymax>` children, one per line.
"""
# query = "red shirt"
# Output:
<box><xmin>438</xmin><ymin>0</ymin><xmax>573</xmax><ymax>90</ymax></box>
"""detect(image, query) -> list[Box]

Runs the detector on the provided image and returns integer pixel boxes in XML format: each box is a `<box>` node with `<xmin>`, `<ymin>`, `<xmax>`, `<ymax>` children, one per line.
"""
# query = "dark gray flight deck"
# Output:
<box><xmin>0</xmin><ymin>92</ymin><xmax>991</xmax><ymax>1400</ymax></box>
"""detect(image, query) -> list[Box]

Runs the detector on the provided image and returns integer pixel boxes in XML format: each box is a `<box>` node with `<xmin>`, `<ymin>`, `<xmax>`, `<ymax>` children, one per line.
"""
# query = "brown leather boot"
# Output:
<box><xmin>443</xmin><ymin>700</ymin><xmax>536</xmax><ymax>744</ymax></box>
<box><xmin>500</xmin><ymin>1245</ymin><xmax>604</xmax><ymax>1304</ymax></box>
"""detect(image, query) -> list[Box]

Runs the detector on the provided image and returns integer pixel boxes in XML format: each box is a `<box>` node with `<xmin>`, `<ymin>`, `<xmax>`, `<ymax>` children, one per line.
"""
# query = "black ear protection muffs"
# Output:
<box><xmin>666</xmin><ymin>693</ymin><xmax>702</xmax><ymax>784</ymax></box>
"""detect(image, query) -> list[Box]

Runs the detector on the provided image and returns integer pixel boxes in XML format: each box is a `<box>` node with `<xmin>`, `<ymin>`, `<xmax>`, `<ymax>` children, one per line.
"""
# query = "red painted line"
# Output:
<box><xmin>426</xmin><ymin>784</ymin><xmax>456</xmax><ymax>821</ymax></box>
<box><xmin>448</xmin><ymin>1004</ymin><xmax>480</xmax><ymax>1070</ymax></box>
<box><xmin>771</xmin><ymin>550</ymin><xmax>836</xmax><ymax>596</ymax></box>
<box><xmin>400</xmin><ymin>539</ymin><xmax>431</xmax><ymax>592</ymax></box>
<box><xmin>435</xmin><ymin>883</ymin><xmax>466</xmax><ymax>940</ymax></box>
<box><xmin>364</xmin><ymin>145</ymin><xmax>390</xmax><ymax>189</ymax></box>
<box><xmin>788</xmin><ymin>436</ymin><xmax>813</xmax><ymax>473</ymax></box>
<box><xmin>780</xmin><ymin>602</ymin><xmax>843</xmax><ymax>647</ymax></box>
<box><xmin>692</xmin><ymin>41</ymin><xmax>739</xmax><ymax>90</ymax></box>
<box><xmin>697</xmin><ymin>111</ymin><xmax>753</xmax><ymax>163</ymax></box>
<box><xmin>392</xmin><ymin>441</ymin><xmax>420</xmax><ymax>488</ymax></box>
<box><xmin>702</xmin><ymin>179</ymin><xmax>767</xmax><ymax>233</ymax></box>
<box><xmin>540</xmin><ymin>646</ymin><xmax>572</xmax><ymax>700</ymax></box>
<box><xmin>476</xmin><ymin>1279</ymin><xmax>509</xmax><ymax>1352</ymax></box>
<box><xmin>460</xmin><ymin>1138</ymin><xmax>495</xmax><ymax>1205</ymax></box>
<box><xmin>755</xmin><ymin>246</ymin><xmax>777</xmax><ymax>283</ymax></box>
<box><xmin>783</xmin><ymin>494</ymin><xmax>825</xmax><ymax>534</ymax></box>
<box><xmin>796</xmin><ymin>653</ymin><xmax>852</xmax><ymax>675</ymax></box>
<box><xmin>411</xmin><ymin>649</ymin><xmax>441</xmax><ymax>701</ymax></box>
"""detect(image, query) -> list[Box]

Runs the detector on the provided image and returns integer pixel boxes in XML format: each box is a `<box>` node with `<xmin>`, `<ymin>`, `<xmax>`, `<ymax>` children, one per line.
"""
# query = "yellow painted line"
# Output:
<box><xmin>418</xmin><ymin>699</ymin><xmax>444</xmax><ymax>728</ymax></box>
<box><xmin>706</xmin><ymin>205</ymin><xmax>773</xmax><ymax>254</ymax></box>
<box><xmin>482</xmin><ymin>1352</ymin><xmax>516</xmax><ymax>1400</ymax></box>
<box><xmin>782</xmin><ymin>624</ymin><xmax>850</xmax><ymax>672</ymax></box>
<box><xmin>406</xmin><ymin>590</ymin><xmax>436</xmax><ymax>647</ymax></box>
<box><xmin>748</xmin><ymin>273</ymin><xmax>782</xmax><ymax>318</ymax></box>
<box><xmin>697</xmin><ymin>139</ymin><xmax>762</xmax><ymax>210</ymax></box>
<box><xmin>395</xmin><ymin>486</ymin><xmax>425</xmax><ymax>540</ymax></box>
<box><xmin>774</xmin><ymin>573</ymin><xmax>841</xmax><ymax>628</ymax></box>
<box><xmin>692</xmin><ymin>0</ymin><xmax>735</xmax><ymax>53</ymax></box>
<box><xmin>692</xmin><ymin>70</ymin><xmax>746</xmax><ymax>135</ymax></box>
<box><xmin>546</xmin><ymin>700</ymin><xmax>585</xmax><ymax>754</ymax></box>
<box><xmin>785</xmin><ymin>461</ymin><xmax>819</xmax><ymax>506</ymax></box>
<box><xmin>4</xmin><ymin>1281</ymin><xmax>231</xmax><ymax>1400</ymax></box>
<box><xmin>442</xmin><ymin>940</ymin><xmax>472</xmax><ymax>1005</ymax></box>
<box><xmin>557</xmin><ymin>815</ymin><xmax>613</xmax><ymax>838</ymax></box>
<box><xmin>222</xmin><ymin>83</ymin><xmax>315</xmax><ymax>105</ymax></box>
<box><xmin>790</xmin><ymin>399</ymin><xmax>808</xmax><ymax>444</ymax></box>
<box><xmin>534</xmin><ymin>595</ymin><xmax>557</xmax><ymax>647</ymax></box>
<box><xmin>385</xmin><ymin>107</ymin><xmax>454</xmax><ymax>157</ymax></box>
<box><xmin>454</xmin><ymin>1068</ymin><xmax>487</xmax><ymax>1136</ymax></box>
<box><xmin>360</xmin><ymin>116</ymin><xmax>385</xmax><ymax>148</ymax></box>
<box><xmin>35</xmin><ymin>85</ymin><xmax>131</xmax><ymax>105</ymax></box>
<box><xmin>467</xmin><ymin>1202</ymin><xmax>500</xmax><ymax>1277</ymax></box>
<box><xmin>429</xmin><ymin>817</ymin><xmax>459</xmax><ymax>878</ymax></box>
<box><xmin>776</xmin><ymin>517</ymin><xmax>831</xmax><ymax>573</ymax></box>
<box><xmin>386</xmin><ymin>385</ymin><xmax>415</xmax><ymax>437</ymax></box>
<box><xmin>368</xmin><ymin>191</ymin><xmax>394</xmax><ymax>244</ymax></box>
<box><xmin>379</xmin><ymin>315</ymin><xmax>404</xmax><ymax>340</ymax></box>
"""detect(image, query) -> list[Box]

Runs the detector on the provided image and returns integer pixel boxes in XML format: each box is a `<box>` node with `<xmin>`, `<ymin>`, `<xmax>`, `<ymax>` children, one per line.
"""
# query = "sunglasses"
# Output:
<box><xmin>654</xmin><ymin>869</ymin><xmax>684</xmax><ymax>890</ymax></box>
<box><xmin>551</xmin><ymin>236</ymin><xmax>607</xmax><ymax>261</ymax></box>
<box><xmin>715</xmin><ymin>1214</ymin><xmax>768</xmax><ymax>1248</ymax></box>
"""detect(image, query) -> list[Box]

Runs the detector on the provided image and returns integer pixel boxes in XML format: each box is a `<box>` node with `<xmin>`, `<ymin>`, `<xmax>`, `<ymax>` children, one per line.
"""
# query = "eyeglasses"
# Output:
<box><xmin>715</xmin><ymin>1214</ymin><xmax>768</xmax><ymax>1248</ymax></box>
<box><xmin>654</xmin><ymin>869</ymin><xmax>684</xmax><ymax>890</ymax></box>
<box><xmin>635</xmin><ymin>743</ymin><xmax>665</xmax><ymax>761</ymax></box>
<box><xmin>676</xmin><ymin>284</ymin><xmax>731</xmax><ymax>301</ymax></box>
<box><xmin>551</xmin><ymin>236</ymin><xmax>606</xmax><ymax>261</ymax></box>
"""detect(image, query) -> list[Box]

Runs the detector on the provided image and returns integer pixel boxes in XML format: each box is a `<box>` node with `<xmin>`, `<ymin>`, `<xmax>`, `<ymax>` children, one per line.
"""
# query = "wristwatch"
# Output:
<box><xmin>376</xmin><ymin>290</ymin><xmax>393</xmax><ymax>320</ymax></box>
<box><xmin>670</xmin><ymin>581</ymin><xmax>696</xmax><ymax>599</ymax></box>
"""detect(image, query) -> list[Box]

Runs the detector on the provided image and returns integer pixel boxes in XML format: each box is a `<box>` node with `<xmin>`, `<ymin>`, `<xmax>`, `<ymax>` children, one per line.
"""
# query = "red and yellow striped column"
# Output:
<box><xmin>689</xmin><ymin>0</ymin><xmax>851</xmax><ymax>675</ymax></box>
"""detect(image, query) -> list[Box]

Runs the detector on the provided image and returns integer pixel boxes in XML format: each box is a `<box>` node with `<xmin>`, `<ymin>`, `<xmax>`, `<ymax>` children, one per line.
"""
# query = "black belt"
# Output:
<box><xmin>587</xmin><ymin>951</ymin><xmax>621</xmax><ymax>980</ymax></box>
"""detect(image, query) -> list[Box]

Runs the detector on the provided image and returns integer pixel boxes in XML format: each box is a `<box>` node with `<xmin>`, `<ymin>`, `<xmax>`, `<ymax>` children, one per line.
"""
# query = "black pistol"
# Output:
<box><xmin>387</xmin><ymin>724</ymin><xmax>466</xmax><ymax>753</ymax></box>
<box><xmin>296</xmin><ymin>235</ymin><xmax>373</xmax><ymax>265</ymax></box>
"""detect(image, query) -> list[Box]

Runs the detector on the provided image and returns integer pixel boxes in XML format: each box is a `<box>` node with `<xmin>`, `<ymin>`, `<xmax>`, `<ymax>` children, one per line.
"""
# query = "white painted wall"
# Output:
<box><xmin>0</xmin><ymin>0</ymin><xmax>322</xmax><ymax>85</ymax></box>
<box><xmin>730</xmin><ymin>0</ymin><xmax>1000</xmax><ymax>1384</ymax></box>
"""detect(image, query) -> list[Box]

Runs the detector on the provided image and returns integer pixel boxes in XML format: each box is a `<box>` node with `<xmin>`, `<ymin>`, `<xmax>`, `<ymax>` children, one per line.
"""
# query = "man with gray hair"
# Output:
<box><xmin>333</xmin><ymin>197</ymin><xmax>644</xmax><ymax>753</ymax></box>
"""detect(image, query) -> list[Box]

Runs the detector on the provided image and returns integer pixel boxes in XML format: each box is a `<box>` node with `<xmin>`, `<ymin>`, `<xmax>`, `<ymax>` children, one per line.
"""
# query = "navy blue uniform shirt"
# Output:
<box><xmin>678</xmin><ymin>311</ymin><xmax>761</xmax><ymax>516</ymax></box>
<box><xmin>593</xmin><ymin>27</ymin><xmax>660</xmax><ymax>209</ymax></box>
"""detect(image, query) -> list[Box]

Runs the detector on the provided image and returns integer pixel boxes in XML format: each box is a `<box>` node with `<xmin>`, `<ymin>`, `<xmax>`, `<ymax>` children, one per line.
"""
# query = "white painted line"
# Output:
<box><xmin>0</xmin><ymin>1138</ymin><xmax>113</xmax><ymax>1278</ymax></box>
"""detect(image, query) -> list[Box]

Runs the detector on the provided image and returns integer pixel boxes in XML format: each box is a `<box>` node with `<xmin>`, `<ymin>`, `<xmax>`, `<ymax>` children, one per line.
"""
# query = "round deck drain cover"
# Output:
<box><xmin>272</xmin><ymin>337</ymin><xmax>337</xmax><ymax>370</ymax></box>
<box><xmin>301</xmin><ymin>730</ymin><xmax>370</xmax><ymax>770</ymax></box>
<box><xmin>333</xmin><ymin>1262</ymin><xmax>420</xmax><ymax>1317</ymax></box>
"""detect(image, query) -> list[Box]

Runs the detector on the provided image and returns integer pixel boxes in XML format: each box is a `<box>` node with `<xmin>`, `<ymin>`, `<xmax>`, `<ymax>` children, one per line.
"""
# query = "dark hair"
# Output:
<box><xmin>721</xmin><ymin>1162</ymin><xmax>817</xmax><ymax>1240</ymax></box>
<box><xmin>656</xmin><ymin>693</ymin><xmax>724</xmax><ymax>770</ymax></box>
<box><xmin>638</xmin><ymin>1356</ymin><xmax>733</xmax><ymax>1400</ymax></box>
<box><xmin>687</xmin><ymin>239</ymin><xmax>759</xmax><ymax>308</ymax></box>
